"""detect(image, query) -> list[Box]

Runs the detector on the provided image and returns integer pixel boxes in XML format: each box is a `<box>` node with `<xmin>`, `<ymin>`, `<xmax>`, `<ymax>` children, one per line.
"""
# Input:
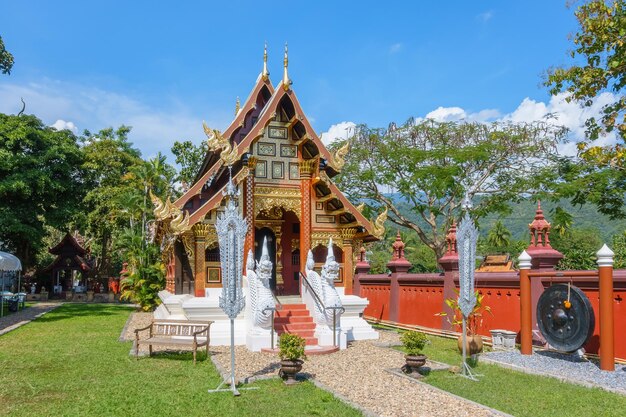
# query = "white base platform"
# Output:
<box><xmin>157</xmin><ymin>287</ymin><xmax>378</xmax><ymax>350</ymax></box>
<box><xmin>338</xmin><ymin>290</ymin><xmax>379</xmax><ymax>342</ymax></box>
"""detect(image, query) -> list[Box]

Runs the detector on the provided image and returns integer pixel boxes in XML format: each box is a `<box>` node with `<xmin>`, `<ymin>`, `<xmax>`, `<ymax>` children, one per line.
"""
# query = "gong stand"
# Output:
<box><xmin>208</xmin><ymin>168</ymin><xmax>258</xmax><ymax>396</ymax></box>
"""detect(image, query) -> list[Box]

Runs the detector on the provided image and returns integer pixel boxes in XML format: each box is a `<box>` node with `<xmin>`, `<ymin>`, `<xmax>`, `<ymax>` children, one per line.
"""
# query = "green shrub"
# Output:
<box><xmin>401</xmin><ymin>331</ymin><xmax>428</xmax><ymax>355</ymax></box>
<box><xmin>278</xmin><ymin>333</ymin><xmax>306</xmax><ymax>361</ymax></box>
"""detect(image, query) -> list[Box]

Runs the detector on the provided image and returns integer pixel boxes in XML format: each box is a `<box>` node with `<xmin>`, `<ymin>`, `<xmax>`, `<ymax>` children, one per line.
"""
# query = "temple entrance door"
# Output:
<box><xmin>255</xmin><ymin>227</ymin><xmax>276</xmax><ymax>291</ymax></box>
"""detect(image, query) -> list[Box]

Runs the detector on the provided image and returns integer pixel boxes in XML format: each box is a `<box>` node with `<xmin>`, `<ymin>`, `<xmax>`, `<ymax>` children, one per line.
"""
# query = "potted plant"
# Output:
<box><xmin>278</xmin><ymin>333</ymin><xmax>306</xmax><ymax>385</ymax></box>
<box><xmin>436</xmin><ymin>290</ymin><xmax>491</xmax><ymax>355</ymax></box>
<box><xmin>400</xmin><ymin>330</ymin><xmax>428</xmax><ymax>376</ymax></box>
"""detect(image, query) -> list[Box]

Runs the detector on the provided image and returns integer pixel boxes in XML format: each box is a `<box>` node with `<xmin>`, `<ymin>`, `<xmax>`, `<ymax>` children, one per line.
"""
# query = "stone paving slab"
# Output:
<box><xmin>0</xmin><ymin>302</ymin><xmax>62</xmax><ymax>336</ymax></box>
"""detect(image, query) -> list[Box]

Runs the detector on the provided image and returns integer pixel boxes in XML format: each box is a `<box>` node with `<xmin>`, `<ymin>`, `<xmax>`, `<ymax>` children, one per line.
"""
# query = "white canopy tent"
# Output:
<box><xmin>0</xmin><ymin>250</ymin><xmax>23</xmax><ymax>317</ymax></box>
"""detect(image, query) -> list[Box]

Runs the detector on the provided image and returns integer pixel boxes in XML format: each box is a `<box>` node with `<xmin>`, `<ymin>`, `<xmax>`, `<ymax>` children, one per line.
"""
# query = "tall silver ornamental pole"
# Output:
<box><xmin>208</xmin><ymin>167</ymin><xmax>256</xmax><ymax>396</ymax></box>
<box><xmin>457</xmin><ymin>192</ymin><xmax>480</xmax><ymax>381</ymax></box>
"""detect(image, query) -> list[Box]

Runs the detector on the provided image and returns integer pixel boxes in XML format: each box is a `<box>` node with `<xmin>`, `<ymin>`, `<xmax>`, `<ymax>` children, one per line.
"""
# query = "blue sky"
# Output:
<box><xmin>0</xmin><ymin>1</ymin><xmax>588</xmax><ymax>160</ymax></box>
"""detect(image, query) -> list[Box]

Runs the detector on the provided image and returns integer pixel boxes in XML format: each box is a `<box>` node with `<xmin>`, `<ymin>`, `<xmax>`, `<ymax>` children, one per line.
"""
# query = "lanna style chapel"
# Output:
<box><xmin>151</xmin><ymin>46</ymin><xmax>386</xmax><ymax>298</ymax></box>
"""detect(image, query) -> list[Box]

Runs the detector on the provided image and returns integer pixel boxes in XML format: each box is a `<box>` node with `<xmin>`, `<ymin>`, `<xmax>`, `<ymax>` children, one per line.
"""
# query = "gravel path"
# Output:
<box><xmin>484</xmin><ymin>350</ymin><xmax>626</xmax><ymax>395</ymax></box>
<box><xmin>122</xmin><ymin>312</ymin><xmax>501</xmax><ymax>417</ymax></box>
<box><xmin>0</xmin><ymin>302</ymin><xmax>61</xmax><ymax>336</ymax></box>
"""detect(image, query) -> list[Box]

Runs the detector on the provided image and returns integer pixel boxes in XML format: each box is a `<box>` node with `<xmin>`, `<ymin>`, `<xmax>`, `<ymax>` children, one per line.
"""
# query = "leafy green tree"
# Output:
<box><xmin>552</xmin><ymin>228</ymin><xmax>603</xmax><ymax>270</ymax></box>
<box><xmin>0</xmin><ymin>114</ymin><xmax>84</xmax><ymax>267</ymax></box>
<box><xmin>80</xmin><ymin>126</ymin><xmax>142</xmax><ymax>275</ymax></box>
<box><xmin>336</xmin><ymin>119</ymin><xmax>566</xmax><ymax>259</ymax></box>
<box><xmin>612</xmin><ymin>231</ymin><xmax>626</xmax><ymax>268</ymax></box>
<box><xmin>551</xmin><ymin>206</ymin><xmax>574</xmax><ymax>237</ymax></box>
<box><xmin>546</xmin><ymin>1</ymin><xmax>626</xmax><ymax>218</ymax></box>
<box><xmin>171</xmin><ymin>140</ymin><xmax>208</xmax><ymax>187</ymax></box>
<box><xmin>0</xmin><ymin>36</ymin><xmax>14</xmax><ymax>75</ymax></box>
<box><xmin>118</xmin><ymin>228</ymin><xmax>164</xmax><ymax>311</ymax></box>
<box><xmin>486</xmin><ymin>220</ymin><xmax>511</xmax><ymax>251</ymax></box>
<box><xmin>547</xmin><ymin>0</ymin><xmax>626</xmax><ymax>144</ymax></box>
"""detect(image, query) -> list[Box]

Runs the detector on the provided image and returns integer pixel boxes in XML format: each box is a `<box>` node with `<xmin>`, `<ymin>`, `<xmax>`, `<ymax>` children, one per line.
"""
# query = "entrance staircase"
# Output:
<box><xmin>265</xmin><ymin>296</ymin><xmax>339</xmax><ymax>355</ymax></box>
<box><xmin>275</xmin><ymin>303</ymin><xmax>318</xmax><ymax>346</ymax></box>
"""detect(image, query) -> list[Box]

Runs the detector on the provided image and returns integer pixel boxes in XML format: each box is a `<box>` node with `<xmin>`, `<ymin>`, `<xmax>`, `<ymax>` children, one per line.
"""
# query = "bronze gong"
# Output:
<box><xmin>536</xmin><ymin>283</ymin><xmax>595</xmax><ymax>353</ymax></box>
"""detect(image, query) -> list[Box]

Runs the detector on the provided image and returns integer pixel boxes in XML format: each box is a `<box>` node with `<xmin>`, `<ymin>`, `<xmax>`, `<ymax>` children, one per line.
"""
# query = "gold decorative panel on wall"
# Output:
<box><xmin>258</xmin><ymin>142</ymin><xmax>276</xmax><ymax>156</ymax></box>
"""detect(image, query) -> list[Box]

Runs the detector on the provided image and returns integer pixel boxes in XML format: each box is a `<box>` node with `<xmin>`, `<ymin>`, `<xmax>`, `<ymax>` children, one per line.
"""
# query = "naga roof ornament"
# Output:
<box><xmin>330</xmin><ymin>140</ymin><xmax>350</xmax><ymax>171</ymax></box>
<box><xmin>371</xmin><ymin>207</ymin><xmax>388</xmax><ymax>239</ymax></box>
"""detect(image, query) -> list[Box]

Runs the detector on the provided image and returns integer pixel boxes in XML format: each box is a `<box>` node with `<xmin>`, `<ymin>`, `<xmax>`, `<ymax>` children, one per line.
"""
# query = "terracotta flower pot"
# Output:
<box><xmin>402</xmin><ymin>354</ymin><xmax>427</xmax><ymax>376</ymax></box>
<box><xmin>280</xmin><ymin>359</ymin><xmax>303</xmax><ymax>384</ymax></box>
<box><xmin>457</xmin><ymin>335</ymin><xmax>483</xmax><ymax>355</ymax></box>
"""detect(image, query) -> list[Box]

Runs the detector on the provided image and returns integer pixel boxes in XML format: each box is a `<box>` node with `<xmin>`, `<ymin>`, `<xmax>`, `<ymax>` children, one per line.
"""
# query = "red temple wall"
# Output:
<box><xmin>356</xmin><ymin>269</ymin><xmax>626</xmax><ymax>361</ymax></box>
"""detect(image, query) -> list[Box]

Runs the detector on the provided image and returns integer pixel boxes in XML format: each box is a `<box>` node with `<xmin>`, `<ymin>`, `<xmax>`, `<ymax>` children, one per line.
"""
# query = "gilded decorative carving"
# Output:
<box><xmin>299</xmin><ymin>158</ymin><xmax>317</xmax><ymax>176</ymax></box>
<box><xmin>203</xmin><ymin>122</ymin><xmax>239</xmax><ymax>166</ymax></box>
<box><xmin>206</xmin><ymin>226</ymin><xmax>219</xmax><ymax>250</ymax></box>
<box><xmin>311</xmin><ymin>231</ymin><xmax>341</xmax><ymax>248</ymax></box>
<box><xmin>254</xmin><ymin>187</ymin><xmax>302</xmax><ymax>220</ymax></box>
<box><xmin>247</xmin><ymin>156</ymin><xmax>258</xmax><ymax>171</ymax></box>
<box><xmin>192</xmin><ymin>223</ymin><xmax>212</xmax><ymax>240</ymax></box>
<box><xmin>340</xmin><ymin>227</ymin><xmax>357</xmax><ymax>242</ymax></box>
<box><xmin>355</xmin><ymin>202</ymin><xmax>366</xmax><ymax>213</ymax></box>
<box><xmin>371</xmin><ymin>207</ymin><xmax>388</xmax><ymax>239</ymax></box>
<box><xmin>203</xmin><ymin>122</ymin><xmax>229</xmax><ymax>152</ymax></box>
<box><xmin>329</xmin><ymin>140</ymin><xmax>350</xmax><ymax>171</ymax></box>
<box><xmin>181</xmin><ymin>231</ymin><xmax>195</xmax><ymax>263</ymax></box>
<box><xmin>220</xmin><ymin>142</ymin><xmax>239</xmax><ymax>166</ymax></box>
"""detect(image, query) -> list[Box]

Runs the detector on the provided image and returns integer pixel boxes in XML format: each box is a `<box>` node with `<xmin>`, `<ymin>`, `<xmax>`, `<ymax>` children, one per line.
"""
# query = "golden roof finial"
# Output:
<box><xmin>235</xmin><ymin>96</ymin><xmax>240</xmax><ymax>116</ymax></box>
<box><xmin>282</xmin><ymin>42</ymin><xmax>291</xmax><ymax>91</ymax></box>
<box><xmin>262</xmin><ymin>42</ymin><xmax>269</xmax><ymax>81</ymax></box>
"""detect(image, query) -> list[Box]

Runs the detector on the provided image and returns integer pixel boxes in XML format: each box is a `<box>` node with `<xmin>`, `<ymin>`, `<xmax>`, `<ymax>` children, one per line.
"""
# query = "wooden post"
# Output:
<box><xmin>597</xmin><ymin>244</ymin><xmax>615</xmax><ymax>371</ymax></box>
<box><xmin>192</xmin><ymin>224</ymin><xmax>211</xmax><ymax>297</ymax></box>
<box><xmin>341</xmin><ymin>228</ymin><xmax>357</xmax><ymax>295</ymax></box>
<box><xmin>518</xmin><ymin>250</ymin><xmax>532</xmax><ymax>355</ymax></box>
<box><xmin>299</xmin><ymin>160</ymin><xmax>316</xmax><ymax>278</ymax></box>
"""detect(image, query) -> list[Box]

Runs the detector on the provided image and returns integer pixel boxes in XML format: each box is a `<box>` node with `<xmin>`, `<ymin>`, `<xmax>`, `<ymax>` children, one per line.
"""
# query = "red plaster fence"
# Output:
<box><xmin>355</xmin><ymin>269</ymin><xmax>626</xmax><ymax>361</ymax></box>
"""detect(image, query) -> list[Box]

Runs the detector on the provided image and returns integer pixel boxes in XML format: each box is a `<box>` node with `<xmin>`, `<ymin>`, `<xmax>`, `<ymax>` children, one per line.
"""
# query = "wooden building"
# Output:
<box><xmin>152</xmin><ymin>46</ymin><xmax>385</xmax><ymax>297</ymax></box>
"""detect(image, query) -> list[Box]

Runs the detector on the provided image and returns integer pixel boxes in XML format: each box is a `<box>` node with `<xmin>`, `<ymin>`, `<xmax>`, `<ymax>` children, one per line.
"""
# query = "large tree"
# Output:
<box><xmin>171</xmin><ymin>140</ymin><xmax>208</xmax><ymax>187</ymax></box>
<box><xmin>546</xmin><ymin>1</ymin><xmax>626</xmax><ymax>217</ymax></box>
<box><xmin>0</xmin><ymin>36</ymin><xmax>14</xmax><ymax>75</ymax></box>
<box><xmin>0</xmin><ymin>114</ymin><xmax>84</xmax><ymax>267</ymax></box>
<box><xmin>335</xmin><ymin>119</ymin><xmax>566</xmax><ymax>259</ymax></box>
<box><xmin>80</xmin><ymin>126</ymin><xmax>143</xmax><ymax>275</ymax></box>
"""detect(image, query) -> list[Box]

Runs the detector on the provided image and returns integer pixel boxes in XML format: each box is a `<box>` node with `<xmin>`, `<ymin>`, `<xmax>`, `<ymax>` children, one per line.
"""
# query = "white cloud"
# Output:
<box><xmin>51</xmin><ymin>119</ymin><xmax>78</xmax><ymax>133</ymax></box>
<box><xmin>389</xmin><ymin>43</ymin><xmax>402</xmax><ymax>54</ymax></box>
<box><xmin>323</xmin><ymin>93</ymin><xmax>618</xmax><ymax>157</ymax></box>
<box><xmin>320</xmin><ymin>121</ymin><xmax>356</xmax><ymax>145</ymax></box>
<box><xmin>425</xmin><ymin>106</ymin><xmax>500</xmax><ymax>122</ymax></box>
<box><xmin>0</xmin><ymin>79</ymin><xmax>226</xmax><ymax>161</ymax></box>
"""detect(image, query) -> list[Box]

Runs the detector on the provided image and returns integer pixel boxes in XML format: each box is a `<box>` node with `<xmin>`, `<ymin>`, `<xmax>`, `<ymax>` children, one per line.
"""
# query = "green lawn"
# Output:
<box><xmin>0</xmin><ymin>304</ymin><xmax>362</xmax><ymax>417</ymax></box>
<box><xmin>396</xmin><ymin>330</ymin><xmax>626</xmax><ymax>417</ymax></box>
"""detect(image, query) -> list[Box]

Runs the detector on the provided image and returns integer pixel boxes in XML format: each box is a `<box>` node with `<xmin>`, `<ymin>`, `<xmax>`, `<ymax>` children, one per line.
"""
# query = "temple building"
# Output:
<box><xmin>152</xmin><ymin>45</ymin><xmax>386</xmax><ymax>298</ymax></box>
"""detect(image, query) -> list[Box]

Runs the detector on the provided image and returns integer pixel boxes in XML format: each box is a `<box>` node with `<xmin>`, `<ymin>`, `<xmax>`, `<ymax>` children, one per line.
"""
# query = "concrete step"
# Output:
<box><xmin>275</xmin><ymin>323</ymin><xmax>316</xmax><ymax>332</ymax></box>
<box><xmin>275</xmin><ymin>309</ymin><xmax>309</xmax><ymax>318</ymax></box>
<box><xmin>276</xmin><ymin>329</ymin><xmax>316</xmax><ymax>339</ymax></box>
<box><xmin>280</xmin><ymin>303</ymin><xmax>307</xmax><ymax>310</ymax></box>
<box><xmin>274</xmin><ymin>316</ymin><xmax>313</xmax><ymax>324</ymax></box>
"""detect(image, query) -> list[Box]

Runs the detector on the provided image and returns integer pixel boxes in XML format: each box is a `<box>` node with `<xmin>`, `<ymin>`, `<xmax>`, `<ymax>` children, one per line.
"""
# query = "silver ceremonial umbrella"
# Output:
<box><xmin>0</xmin><ymin>251</ymin><xmax>23</xmax><ymax>317</ymax></box>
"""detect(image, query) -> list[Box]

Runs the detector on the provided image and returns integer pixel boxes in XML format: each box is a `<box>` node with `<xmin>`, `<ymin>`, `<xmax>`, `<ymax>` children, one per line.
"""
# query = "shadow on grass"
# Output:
<box><xmin>143</xmin><ymin>350</ymin><xmax>210</xmax><ymax>363</ymax></box>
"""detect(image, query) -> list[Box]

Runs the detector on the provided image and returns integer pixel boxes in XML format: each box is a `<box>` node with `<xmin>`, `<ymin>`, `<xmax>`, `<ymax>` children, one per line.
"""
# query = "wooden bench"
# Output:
<box><xmin>135</xmin><ymin>319</ymin><xmax>213</xmax><ymax>364</ymax></box>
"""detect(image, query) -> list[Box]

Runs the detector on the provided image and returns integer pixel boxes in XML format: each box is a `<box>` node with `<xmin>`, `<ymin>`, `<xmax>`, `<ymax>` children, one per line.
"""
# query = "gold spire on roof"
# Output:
<box><xmin>262</xmin><ymin>42</ymin><xmax>269</xmax><ymax>81</ymax></box>
<box><xmin>282</xmin><ymin>43</ymin><xmax>291</xmax><ymax>91</ymax></box>
<box><xmin>235</xmin><ymin>96</ymin><xmax>240</xmax><ymax>116</ymax></box>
